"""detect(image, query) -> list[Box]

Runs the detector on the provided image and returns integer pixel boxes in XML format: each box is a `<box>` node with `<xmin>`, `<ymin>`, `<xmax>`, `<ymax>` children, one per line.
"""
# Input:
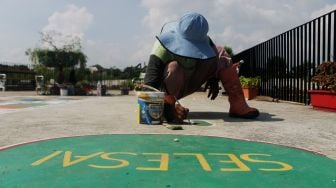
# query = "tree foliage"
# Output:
<box><xmin>26</xmin><ymin>49</ymin><xmax>86</xmax><ymax>68</ymax></box>
<box><xmin>26</xmin><ymin>31</ymin><xmax>87</xmax><ymax>84</ymax></box>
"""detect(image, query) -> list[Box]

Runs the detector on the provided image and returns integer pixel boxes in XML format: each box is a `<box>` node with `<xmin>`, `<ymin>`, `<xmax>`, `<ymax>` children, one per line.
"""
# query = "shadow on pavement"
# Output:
<box><xmin>188</xmin><ymin>111</ymin><xmax>284</xmax><ymax>122</ymax></box>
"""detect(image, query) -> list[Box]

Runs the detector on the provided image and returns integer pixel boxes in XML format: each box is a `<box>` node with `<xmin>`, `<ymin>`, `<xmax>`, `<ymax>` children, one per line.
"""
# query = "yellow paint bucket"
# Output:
<box><xmin>137</xmin><ymin>91</ymin><xmax>165</xmax><ymax>125</ymax></box>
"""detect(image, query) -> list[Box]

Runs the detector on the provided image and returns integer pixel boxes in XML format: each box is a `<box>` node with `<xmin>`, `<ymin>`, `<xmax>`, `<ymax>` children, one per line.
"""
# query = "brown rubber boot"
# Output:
<box><xmin>218</xmin><ymin>64</ymin><xmax>259</xmax><ymax>119</ymax></box>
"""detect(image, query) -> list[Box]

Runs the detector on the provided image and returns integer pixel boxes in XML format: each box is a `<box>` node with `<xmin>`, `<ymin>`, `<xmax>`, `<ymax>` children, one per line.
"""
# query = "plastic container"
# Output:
<box><xmin>60</xmin><ymin>88</ymin><xmax>68</xmax><ymax>96</ymax></box>
<box><xmin>137</xmin><ymin>91</ymin><xmax>165</xmax><ymax>125</ymax></box>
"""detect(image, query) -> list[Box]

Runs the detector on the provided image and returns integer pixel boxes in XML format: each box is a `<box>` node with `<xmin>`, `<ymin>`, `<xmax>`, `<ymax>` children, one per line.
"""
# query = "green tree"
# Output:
<box><xmin>290</xmin><ymin>61</ymin><xmax>314</xmax><ymax>79</ymax></box>
<box><xmin>266</xmin><ymin>56</ymin><xmax>287</xmax><ymax>78</ymax></box>
<box><xmin>26</xmin><ymin>31</ymin><xmax>87</xmax><ymax>84</ymax></box>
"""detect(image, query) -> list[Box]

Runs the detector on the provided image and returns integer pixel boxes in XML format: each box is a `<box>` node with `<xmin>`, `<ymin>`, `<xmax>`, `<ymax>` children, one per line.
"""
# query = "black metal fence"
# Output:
<box><xmin>0</xmin><ymin>63</ymin><xmax>36</xmax><ymax>90</ymax></box>
<box><xmin>233</xmin><ymin>10</ymin><xmax>336</xmax><ymax>104</ymax></box>
<box><xmin>0</xmin><ymin>63</ymin><xmax>141</xmax><ymax>91</ymax></box>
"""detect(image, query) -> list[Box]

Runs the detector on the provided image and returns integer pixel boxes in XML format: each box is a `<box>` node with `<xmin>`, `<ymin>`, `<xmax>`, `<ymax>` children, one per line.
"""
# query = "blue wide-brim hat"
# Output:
<box><xmin>157</xmin><ymin>12</ymin><xmax>216</xmax><ymax>60</ymax></box>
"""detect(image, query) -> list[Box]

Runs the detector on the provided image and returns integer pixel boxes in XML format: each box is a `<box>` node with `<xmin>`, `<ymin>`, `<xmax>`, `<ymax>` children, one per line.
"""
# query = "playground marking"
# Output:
<box><xmin>0</xmin><ymin>104</ymin><xmax>28</xmax><ymax>109</ymax></box>
<box><xmin>0</xmin><ymin>97</ymin><xmax>80</xmax><ymax>114</ymax></box>
<box><xmin>0</xmin><ymin>134</ymin><xmax>335</xmax><ymax>187</ymax></box>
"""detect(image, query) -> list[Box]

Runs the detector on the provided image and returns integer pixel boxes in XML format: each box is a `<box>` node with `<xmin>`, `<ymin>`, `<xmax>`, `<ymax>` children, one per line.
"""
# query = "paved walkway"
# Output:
<box><xmin>0</xmin><ymin>90</ymin><xmax>335</xmax><ymax>160</ymax></box>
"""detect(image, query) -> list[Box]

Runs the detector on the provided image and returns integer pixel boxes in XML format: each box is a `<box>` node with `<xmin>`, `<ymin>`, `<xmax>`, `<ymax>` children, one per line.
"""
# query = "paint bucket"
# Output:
<box><xmin>137</xmin><ymin>91</ymin><xmax>165</xmax><ymax>125</ymax></box>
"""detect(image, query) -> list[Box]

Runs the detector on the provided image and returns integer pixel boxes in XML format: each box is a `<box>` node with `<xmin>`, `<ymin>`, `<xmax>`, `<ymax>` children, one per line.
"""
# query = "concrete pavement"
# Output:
<box><xmin>0</xmin><ymin>90</ymin><xmax>335</xmax><ymax>159</ymax></box>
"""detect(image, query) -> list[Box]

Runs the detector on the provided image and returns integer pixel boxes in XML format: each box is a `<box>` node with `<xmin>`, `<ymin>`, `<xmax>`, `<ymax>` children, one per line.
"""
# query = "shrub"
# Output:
<box><xmin>311</xmin><ymin>61</ymin><xmax>336</xmax><ymax>91</ymax></box>
<box><xmin>239</xmin><ymin>76</ymin><xmax>261</xmax><ymax>88</ymax></box>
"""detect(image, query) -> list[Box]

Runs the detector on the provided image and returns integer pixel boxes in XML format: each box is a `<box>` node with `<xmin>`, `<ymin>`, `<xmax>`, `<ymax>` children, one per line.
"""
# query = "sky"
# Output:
<box><xmin>0</xmin><ymin>0</ymin><xmax>336</xmax><ymax>69</ymax></box>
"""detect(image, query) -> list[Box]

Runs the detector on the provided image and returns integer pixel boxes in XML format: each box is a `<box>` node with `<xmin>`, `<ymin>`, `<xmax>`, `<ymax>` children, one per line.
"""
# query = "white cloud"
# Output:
<box><xmin>310</xmin><ymin>4</ymin><xmax>336</xmax><ymax>19</ymax></box>
<box><xmin>137</xmin><ymin>0</ymin><xmax>217</xmax><ymax>65</ymax></box>
<box><xmin>3</xmin><ymin>1</ymin><xmax>335</xmax><ymax>69</ymax></box>
<box><xmin>140</xmin><ymin>0</ymin><xmax>287</xmax><ymax>54</ymax></box>
<box><xmin>42</xmin><ymin>4</ymin><xmax>93</xmax><ymax>48</ymax></box>
<box><xmin>140</xmin><ymin>0</ymin><xmax>180</xmax><ymax>35</ymax></box>
<box><xmin>139</xmin><ymin>0</ymin><xmax>336</xmax><ymax>54</ymax></box>
<box><xmin>140</xmin><ymin>0</ymin><xmax>215</xmax><ymax>35</ymax></box>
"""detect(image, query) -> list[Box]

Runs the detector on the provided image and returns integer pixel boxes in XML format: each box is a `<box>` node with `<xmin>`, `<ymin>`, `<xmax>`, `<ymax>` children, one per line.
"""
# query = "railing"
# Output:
<box><xmin>0</xmin><ymin>63</ymin><xmax>138</xmax><ymax>91</ymax></box>
<box><xmin>233</xmin><ymin>10</ymin><xmax>336</xmax><ymax>104</ymax></box>
<box><xmin>0</xmin><ymin>63</ymin><xmax>36</xmax><ymax>90</ymax></box>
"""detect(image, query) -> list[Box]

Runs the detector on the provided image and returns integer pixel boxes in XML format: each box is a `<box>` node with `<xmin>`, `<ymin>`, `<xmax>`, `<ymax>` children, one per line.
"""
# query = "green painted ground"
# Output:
<box><xmin>0</xmin><ymin>134</ymin><xmax>335</xmax><ymax>188</ymax></box>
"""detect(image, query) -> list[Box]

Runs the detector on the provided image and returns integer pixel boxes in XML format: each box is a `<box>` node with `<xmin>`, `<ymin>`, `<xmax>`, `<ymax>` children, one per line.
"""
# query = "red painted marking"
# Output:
<box><xmin>0</xmin><ymin>105</ymin><xmax>28</xmax><ymax>109</ymax></box>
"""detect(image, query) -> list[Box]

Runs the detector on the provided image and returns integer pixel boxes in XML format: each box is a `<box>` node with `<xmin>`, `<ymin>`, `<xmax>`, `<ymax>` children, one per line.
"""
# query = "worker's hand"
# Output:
<box><xmin>164</xmin><ymin>103</ymin><xmax>189</xmax><ymax>124</ymax></box>
<box><xmin>204</xmin><ymin>77</ymin><xmax>220</xmax><ymax>100</ymax></box>
<box><xmin>175</xmin><ymin>103</ymin><xmax>189</xmax><ymax>120</ymax></box>
<box><xmin>217</xmin><ymin>46</ymin><xmax>232</xmax><ymax>67</ymax></box>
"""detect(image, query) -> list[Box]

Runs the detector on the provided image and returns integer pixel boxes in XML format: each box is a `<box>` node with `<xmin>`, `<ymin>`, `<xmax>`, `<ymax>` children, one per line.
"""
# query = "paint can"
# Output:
<box><xmin>137</xmin><ymin>91</ymin><xmax>165</xmax><ymax>125</ymax></box>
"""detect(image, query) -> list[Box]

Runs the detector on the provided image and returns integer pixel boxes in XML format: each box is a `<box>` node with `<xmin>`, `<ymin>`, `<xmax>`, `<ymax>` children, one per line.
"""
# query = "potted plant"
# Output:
<box><xmin>120</xmin><ymin>80</ymin><xmax>133</xmax><ymax>95</ymax></box>
<box><xmin>239</xmin><ymin>76</ymin><xmax>261</xmax><ymax>100</ymax></box>
<box><xmin>75</xmin><ymin>80</ymin><xmax>91</xmax><ymax>95</ymax></box>
<box><xmin>309</xmin><ymin>61</ymin><xmax>336</xmax><ymax>112</ymax></box>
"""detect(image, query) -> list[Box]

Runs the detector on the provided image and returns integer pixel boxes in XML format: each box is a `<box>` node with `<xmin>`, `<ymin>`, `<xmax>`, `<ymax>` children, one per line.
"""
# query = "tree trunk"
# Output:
<box><xmin>57</xmin><ymin>66</ymin><xmax>65</xmax><ymax>84</ymax></box>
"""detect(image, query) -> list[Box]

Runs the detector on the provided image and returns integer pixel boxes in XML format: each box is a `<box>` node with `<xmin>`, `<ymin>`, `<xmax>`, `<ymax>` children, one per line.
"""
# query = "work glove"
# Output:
<box><xmin>204</xmin><ymin>77</ymin><xmax>220</xmax><ymax>100</ymax></box>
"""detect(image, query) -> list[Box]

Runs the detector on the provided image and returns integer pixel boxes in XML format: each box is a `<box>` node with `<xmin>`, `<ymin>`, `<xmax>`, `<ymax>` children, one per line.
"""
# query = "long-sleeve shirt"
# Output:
<box><xmin>144</xmin><ymin>38</ymin><xmax>216</xmax><ymax>90</ymax></box>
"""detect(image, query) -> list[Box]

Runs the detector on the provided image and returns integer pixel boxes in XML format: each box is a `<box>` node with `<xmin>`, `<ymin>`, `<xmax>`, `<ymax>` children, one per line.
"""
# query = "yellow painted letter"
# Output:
<box><xmin>209</xmin><ymin>153</ymin><xmax>250</xmax><ymax>171</ymax></box>
<box><xmin>63</xmin><ymin>151</ymin><xmax>103</xmax><ymax>167</ymax></box>
<box><xmin>89</xmin><ymin>152</ymin><xmax>136</xmax><ymax>169</ymax></box>
<box><xmin>174</xmin><ymin>153</ymin><xmax>212</xmax><ymax>171</ymax></box>
<box><xmin>31</xmin><ymin>151</ymin><xmax>63</xmax><ymax>166</ymax></box>
<box><xmin>136</xmin><ymin>153</ymin><xmax>169</xmax><ymax>171</ymax></box>
<box><xmin>240</xmin><ymin>154</ymin><xmax>293</xmax><ymax>171</ymax></box>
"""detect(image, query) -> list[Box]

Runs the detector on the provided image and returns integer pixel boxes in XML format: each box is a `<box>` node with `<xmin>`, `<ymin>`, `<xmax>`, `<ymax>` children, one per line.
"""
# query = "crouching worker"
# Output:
<box><xmin>144</xmin><ymin>12</ymin><xmax>259</xmax><ymax>124</ymax></box>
